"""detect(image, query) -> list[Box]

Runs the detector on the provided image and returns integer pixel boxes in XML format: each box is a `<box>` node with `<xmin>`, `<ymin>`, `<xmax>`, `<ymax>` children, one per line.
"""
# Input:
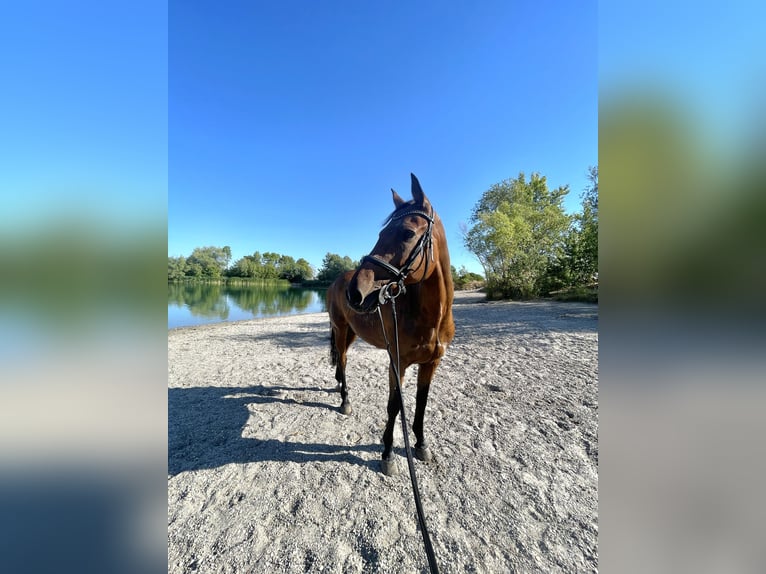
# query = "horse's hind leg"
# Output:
<box><xmin>412</xmin><ymin>360</ymin><xmax>439</xmax><ymax>462</ymax></box>
<box><xmin>330</xmin><ymin>323</ymin><xmax>356</xmax><ymax>415</ymax></box>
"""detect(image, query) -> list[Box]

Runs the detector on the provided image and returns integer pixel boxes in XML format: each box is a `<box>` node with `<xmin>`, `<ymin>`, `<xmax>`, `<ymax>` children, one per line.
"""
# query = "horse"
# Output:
<box><xmin>326</xmin><ymin>174</ymin><xmax>455</xmax><ymax>476</ymax></box>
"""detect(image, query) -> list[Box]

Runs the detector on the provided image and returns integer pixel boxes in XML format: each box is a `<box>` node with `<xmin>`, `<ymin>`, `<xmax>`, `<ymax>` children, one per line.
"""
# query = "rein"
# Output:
<box><xmin>376</xmin><ymin>288</ymin><xmax>440</xmax><ymax>574</ymax></box>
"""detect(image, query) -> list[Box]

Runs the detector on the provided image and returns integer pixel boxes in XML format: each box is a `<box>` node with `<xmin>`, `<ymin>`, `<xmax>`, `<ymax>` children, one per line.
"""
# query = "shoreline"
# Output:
<box><xmin>166</xmin><ymin>290</ymin><xmax>551</xmax><ymax>333</ymax></box>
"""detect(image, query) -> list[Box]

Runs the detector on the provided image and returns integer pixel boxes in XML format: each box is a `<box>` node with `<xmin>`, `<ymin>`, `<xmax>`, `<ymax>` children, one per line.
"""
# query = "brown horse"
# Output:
<box><xmin>326</xmin><ymin>174</ymin><xmax>455</xmax><ymax>476</ymax></box>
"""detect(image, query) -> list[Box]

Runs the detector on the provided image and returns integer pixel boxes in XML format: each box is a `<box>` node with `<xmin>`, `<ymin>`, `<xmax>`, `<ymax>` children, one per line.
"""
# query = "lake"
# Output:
<box><xmin>168</xmin><ymin>282</ymin><xmax>328</xmax><ymax>329</ymax></box>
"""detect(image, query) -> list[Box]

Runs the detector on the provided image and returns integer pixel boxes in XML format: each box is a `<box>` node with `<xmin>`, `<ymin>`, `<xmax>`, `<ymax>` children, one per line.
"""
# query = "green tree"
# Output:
<box><xmin>317</xmin><ymin>253</ymin><xmax>357</xmax><ymax>282</ymax></box>
<box><xmin>451</xmin><ymin>265</ymin><xmax>485</xmax><ymax>290</ymax></box>
<box><xmin>464</xmin><ymin>172</ymin><xmax>570</xmax><ymax>299</ymax></box>
<box><xmin>186</xmin><ymin>246</ymin><xmax>231</xmax><ymax>278</ymax></box>
<box><xmin>543</xmin><ymin>166</ymin><xmax>598</xmax><ymax>291</ymax></box>
<box><xmin>276</xmin><ymin>255</ymin><xmax>314</xmax><ymax>282</ymax></box>
<box><xmin>168</xmin><ymin>256</ymin><xmax>188</xmax><ymax>280</ymax></box>
<box><xmin>289</xmin><ymin>257</ymin><xmax>315</xmax><ymax>282</ymax></box>
<box><xmin>260</xmin><ymin>252</ymin><xmax>281</xmax><ymax>279</ymax></box>
<box><xmin>577</xmin><ymin>165</ymin><xmax>598</xmax><ymax>283</ymax></box>
<box><xmin>246</xmin><ymin>251</ymin><xmax>265</xmax><ymax>278</ymax></box>
<box><xmin>228</xmin><ymin>253</ymin><xmax>257</xmax><ymax>277</ymax></box>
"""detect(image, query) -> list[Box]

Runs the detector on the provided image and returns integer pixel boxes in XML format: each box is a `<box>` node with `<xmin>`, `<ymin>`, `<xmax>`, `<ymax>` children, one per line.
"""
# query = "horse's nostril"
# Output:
<box><xmin>347</xmin><ymin>287</ymin><xmax>363</xmax><ymax>307</ymax></box>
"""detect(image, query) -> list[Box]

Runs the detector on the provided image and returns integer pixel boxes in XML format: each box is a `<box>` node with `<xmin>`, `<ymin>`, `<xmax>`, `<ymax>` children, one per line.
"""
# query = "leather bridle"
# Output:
<box><xmin>360</xmin><ymin>207</ymin><xmax>435</xmax><ymax>296</ymax></box>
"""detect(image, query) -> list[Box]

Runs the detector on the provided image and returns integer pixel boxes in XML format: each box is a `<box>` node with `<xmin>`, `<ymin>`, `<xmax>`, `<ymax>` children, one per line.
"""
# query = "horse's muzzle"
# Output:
<box><xmin>345</xmin><ymin>284</ymin><xmax>381</xmax><ymax>313</ymax></box>
<box><xmin>346</xmin><ymin>268</ymin><xmax>388</xmax><ymax>313</ymax></box>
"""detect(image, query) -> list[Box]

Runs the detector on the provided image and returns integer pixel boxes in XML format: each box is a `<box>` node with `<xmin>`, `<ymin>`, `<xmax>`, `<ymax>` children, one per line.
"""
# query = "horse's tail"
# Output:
<box><xmin>329</xmin><ymin>328</ymin><xmax>339</xmax><ymax>367</ymax></box>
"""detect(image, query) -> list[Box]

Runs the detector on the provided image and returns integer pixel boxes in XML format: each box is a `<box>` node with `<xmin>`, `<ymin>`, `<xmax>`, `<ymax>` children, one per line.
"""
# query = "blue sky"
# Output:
<box><xmin>0</xmin><ymin>2</ymin><xmax>167</xmax><ymax>230</ymax></box>
<box><xmin>599</xmin><ymin>1</ymin><xmax>765</xmax><ymax>152</ymax></box>
<box><xmin>169</xmin><ymin>1</ymin><xmax>597</xmax><ymax>275</ymax></box>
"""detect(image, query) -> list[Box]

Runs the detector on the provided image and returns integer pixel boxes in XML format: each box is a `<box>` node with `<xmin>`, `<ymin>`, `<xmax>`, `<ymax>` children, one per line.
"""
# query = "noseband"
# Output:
<box><xmin>351</xmin><ymin>208</ymin><xmax>434</xmax><ymax>308</ymax></box>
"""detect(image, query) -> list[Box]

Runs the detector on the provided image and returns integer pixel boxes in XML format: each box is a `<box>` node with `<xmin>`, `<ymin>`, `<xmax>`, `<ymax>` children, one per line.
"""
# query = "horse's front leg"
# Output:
<box><xmin>381</xmin><ymin>362</ymin><xmax>407</xmax><ymax>476</ymax></box>
<box><xmin>412</xmin><ymin>359</ymin><xmax>439</xmax><ymax>462</ymax></box>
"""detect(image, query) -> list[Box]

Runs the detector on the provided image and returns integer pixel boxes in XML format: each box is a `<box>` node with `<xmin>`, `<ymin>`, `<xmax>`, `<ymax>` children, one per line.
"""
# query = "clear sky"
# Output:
<box><xmin>168</xmin><ymin>1</ymin><xmax>597</xmax><ymax>276</ymax></box>
<box><xmin>1</xmin><ymin>2</ymin><xmax>167</xmax><ymax>231</ymax></box>
<box><xmin>599</xmin><ymin>0</ymin><xmax>765</xmax><ymax>152</ymax></box>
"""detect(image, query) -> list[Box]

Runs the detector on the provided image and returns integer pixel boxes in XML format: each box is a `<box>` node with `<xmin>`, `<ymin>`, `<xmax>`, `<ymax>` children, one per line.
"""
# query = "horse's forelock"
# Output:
<box><xmin>381</xmin><ymin>200</ymin><xmax>415</xmax><ymax>227</ymax></box>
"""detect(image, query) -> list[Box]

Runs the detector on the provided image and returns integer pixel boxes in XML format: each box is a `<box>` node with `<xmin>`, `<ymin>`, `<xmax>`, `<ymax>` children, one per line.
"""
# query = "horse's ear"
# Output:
<box><xmin>411</xmin><ymin>173</ymin><xmax>427</xmax><ymax>205</ymax></box>
<box><xmin>391</xmin><ymin>188</ymin><xmax>406</xmax><ymax>208</ymax></box>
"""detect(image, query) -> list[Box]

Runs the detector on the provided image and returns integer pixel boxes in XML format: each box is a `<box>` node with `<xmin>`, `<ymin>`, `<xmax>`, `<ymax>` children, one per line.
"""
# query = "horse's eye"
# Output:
<box><xmin>402</xmin><ymin>229</ymin><xmax>416</xmax><ymax>241</ymax></box>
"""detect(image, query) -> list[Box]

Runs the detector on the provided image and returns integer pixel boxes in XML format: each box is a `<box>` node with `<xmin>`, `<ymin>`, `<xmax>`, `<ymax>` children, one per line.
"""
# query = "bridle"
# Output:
<box><xmin>359</xmin><ymin>207</ymin><xmax>435</xmax><ymax>306</ymax></box>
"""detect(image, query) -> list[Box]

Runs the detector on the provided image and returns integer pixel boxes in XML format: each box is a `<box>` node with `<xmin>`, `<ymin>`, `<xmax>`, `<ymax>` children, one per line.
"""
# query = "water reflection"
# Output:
<box><xmin>168</xmin><ymin>282</ymin><xmax>230</xmax><ymax>321</ymax></box>
<box><xmin>168</xmin><ymin>283</ymin><xmax>327</xmax><ymax>328</ymax></box>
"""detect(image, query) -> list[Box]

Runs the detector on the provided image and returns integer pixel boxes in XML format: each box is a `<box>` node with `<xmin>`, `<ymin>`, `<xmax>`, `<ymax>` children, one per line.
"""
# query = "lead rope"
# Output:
<box><xmin>376</xmin><ymin>288</ymin><xmax>440</xmax><ymax>574</ymax></box>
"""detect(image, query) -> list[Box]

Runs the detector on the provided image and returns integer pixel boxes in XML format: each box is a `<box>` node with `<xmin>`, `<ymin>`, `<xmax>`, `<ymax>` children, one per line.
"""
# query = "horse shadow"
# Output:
<box><xmin>168</xmin><ymin>384</ymin><xmax>381</xmax><ymax>476</ymax></box>
<box><xmin>212</xmin><ymin>328</ymin><xmax>328</xmax><ymax>349</ymax></box>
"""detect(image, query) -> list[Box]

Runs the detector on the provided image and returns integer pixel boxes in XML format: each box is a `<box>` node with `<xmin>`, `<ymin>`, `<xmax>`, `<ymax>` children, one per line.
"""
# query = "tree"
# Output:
<box><xmin>227</xmin><ymin>253</ymin><xmax>259</xmax><ymax>277</ymax></box>
<box><xmin>293</xmin><ymin>258</ymin><xmax>315</xmax><ymax>282</ymax></box>
<box><xmin>260</xmin><ymin>252</ymin><xmax>281</xmax><ymax>279</ymax></box>
<box><xmin>317</xmin><ymin>253</ymin><xmax>357</xmax><ymax>282</ymax></box>
<box><xmin>577</xmin><ymin>165</ymin><xmax>598</xmax><ymax>283</ymax></box>
<box><xmin>464</xmin><ymin>172</ymin><xmax>570</xmax><ymax>299</ymax></box>
<box><xmin>450</xmin><ymin>265</ymin><xmax>485</xmax><ymax>290</ymax></box>
<box><xmin>543</xmin><ymin>166</ymin><xmax>598</xmax><ymax>291</ymax></box>
<box><xmin>186</xmin><ymin>246</ymin><xmax>231</xmax><ymax>278</ymax></box>
<box><xmin>168</xmin><ymin>256</ymin><xmax>188</xmax><ymax>280</ymax></box>
<box><xmin>277</xmin><ymin>255</ymin><xmax>314</xmax><ymax>282</ymax></box>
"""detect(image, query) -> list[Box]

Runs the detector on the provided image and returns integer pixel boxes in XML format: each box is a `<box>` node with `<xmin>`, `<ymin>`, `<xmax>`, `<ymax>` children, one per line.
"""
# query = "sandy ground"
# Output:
<box><xmin>168</xmin><ymin>291</ymin><xmax>598</xmax><ymax>573</ymax></box>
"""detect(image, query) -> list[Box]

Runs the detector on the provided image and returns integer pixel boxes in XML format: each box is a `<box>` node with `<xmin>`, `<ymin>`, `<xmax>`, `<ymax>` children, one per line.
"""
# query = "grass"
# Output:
<box><xmin>549</xmin><ymin>284</ymin><xmax>598</xmax><ymax>303</ymax></box>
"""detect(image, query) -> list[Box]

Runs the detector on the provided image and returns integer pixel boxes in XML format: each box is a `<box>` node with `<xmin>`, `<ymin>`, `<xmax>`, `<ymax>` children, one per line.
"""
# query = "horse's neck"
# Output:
<box><xmin>402</xmin><ymin>221</ymin><xmax>452</xmax><ymax>320</ymax></box>
<box><xmin>407</xmin><ymin>256</ymin><xmax>452</xmax><ymax>324</ymax></box>
<box><xmin>429</xmin><ymin>229</ymin><xmax>453</xmax><ymax>311</ymax></box>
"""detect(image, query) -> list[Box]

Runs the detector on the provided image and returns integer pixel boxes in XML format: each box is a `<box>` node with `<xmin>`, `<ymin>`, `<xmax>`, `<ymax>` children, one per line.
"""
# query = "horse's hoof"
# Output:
<box><xmin>340</xmin><ymin>402</ymin><xmax>352</xmax><ymax>415</ymax></box>
<box><xmin>414</xmin><ymin>446</ymin><xmax>433</xmax><ymax>462</ymax></box>
<box><xmin>380</xmin><ymin>458</ymin><xmax>398</xmax><ymax>476</ymax></box>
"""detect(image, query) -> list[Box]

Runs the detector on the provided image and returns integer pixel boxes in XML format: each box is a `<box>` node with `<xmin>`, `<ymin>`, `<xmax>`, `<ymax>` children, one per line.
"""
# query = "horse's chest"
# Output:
<box><xmin>401</xmin><ymin>319</ymin><xmax>442</xmax><ymax>360</ymax></box>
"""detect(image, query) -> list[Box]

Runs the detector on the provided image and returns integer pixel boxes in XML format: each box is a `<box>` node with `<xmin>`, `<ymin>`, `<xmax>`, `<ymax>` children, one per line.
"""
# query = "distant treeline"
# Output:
<box><xmin>168</xmin><ymin>247</ymin><xmax>485</xmax><ymax>290</ymax></box>
<box><xmin>168</xmin><ymin>248</ymin><xmax>359</xmax><ymax>284</ymax></box>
